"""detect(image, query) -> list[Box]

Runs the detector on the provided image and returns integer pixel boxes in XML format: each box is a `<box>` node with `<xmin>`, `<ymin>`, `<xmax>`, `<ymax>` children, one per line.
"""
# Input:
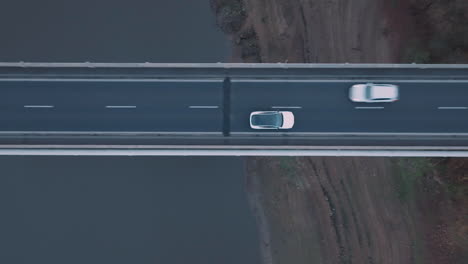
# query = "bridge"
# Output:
<box><xmin>1</xmin><ymin>62</ymin><xmax>468</xmax><ymax>156</ymax></box>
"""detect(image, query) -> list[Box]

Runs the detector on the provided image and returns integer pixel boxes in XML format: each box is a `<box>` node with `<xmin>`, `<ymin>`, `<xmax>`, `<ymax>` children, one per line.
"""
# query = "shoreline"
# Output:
<box><xmin>244</xmin><ymin>158</ymin><xmax>274</xmax><ymax>264</ymax></box>
<box><xmin>211</xmin><ymin>0</ymin><xmax>468</xmax><ymax>263</ymax></box>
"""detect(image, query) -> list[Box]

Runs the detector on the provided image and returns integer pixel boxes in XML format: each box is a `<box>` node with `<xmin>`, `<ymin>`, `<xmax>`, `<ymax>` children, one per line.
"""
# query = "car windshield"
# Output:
<box><xmin>251</xmin><ymin>113</ymin><xmax>283</xmax><ymax>127</ymax></box>
<box><xmin>365</xmin><ymin>85</ymin><xmax>372</xmax><ymax>99</ymax></box>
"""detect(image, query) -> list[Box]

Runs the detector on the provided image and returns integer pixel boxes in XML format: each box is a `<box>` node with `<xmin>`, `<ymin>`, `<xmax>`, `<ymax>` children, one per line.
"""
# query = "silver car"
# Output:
<box><xmin>249</xmin><ymin>111</ymin><xmax>295</xmax><ymax>129</ymax></box>
<box><xmin>349</xmin><ymin>83</ymin><xmax>399</xmax><ymax>103</ymax></box>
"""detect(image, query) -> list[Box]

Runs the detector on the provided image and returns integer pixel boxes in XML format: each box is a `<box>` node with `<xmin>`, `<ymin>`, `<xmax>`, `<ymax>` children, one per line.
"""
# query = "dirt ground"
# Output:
<box><xmin>210</xmin><ymin>0</ymin><xmax>468</xmax><ymax>263</ymax></box>
<box><xmin>245</xmin><ymin>156</ymin><xmax>468</xmax><ymax>264</ymax></box>
<box><xmin>404</xmin><ymin>0</ymin><xmax>468</xmax><ymax>63</ymax></box>
<box><xmin>214</xmin><ymin>0</ymin><xmax>411</xmax><ymax>63</ymax></box>
<box><xmin>246</xmin><ymin>157</ymin><xmax>417</xmax><ymax>264</ymax></box>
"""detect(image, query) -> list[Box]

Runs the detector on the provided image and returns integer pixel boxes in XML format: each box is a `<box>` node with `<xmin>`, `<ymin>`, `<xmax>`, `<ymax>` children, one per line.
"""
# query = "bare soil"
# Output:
<box><xmin>246</xmin><ymin>157</ymin><xmax>419</xmax><ymax>264</ymax></box>
<box><xmin>421</xmin><ymin>158</ymin><xmax>468</xmax><ymax>263</ymax></box>
<box><xmin>211</xmin><ymin>0</ymin><xmax>468</xmax><ymax>263</ymax></box>
<box><xmin>245</xmin><ymin>156</ymin><xmax>468</xmax><ymax>264</ymax></box>
<box><xmin>404</xmin><ymin>0</ymin><xmax>468</xmax><ymax>63</ymax></box>
<box><xmin>226</xmin><ymin>0</ymin><xmax>413</xmax><ymax>63</ymax></box>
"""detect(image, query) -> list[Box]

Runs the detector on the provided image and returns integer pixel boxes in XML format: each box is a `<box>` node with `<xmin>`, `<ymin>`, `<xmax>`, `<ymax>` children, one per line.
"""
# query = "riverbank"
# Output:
<box><xmin>211</xmin><ymin>0</ymin><xmax>468</xmax><ymax>263</ymax></box>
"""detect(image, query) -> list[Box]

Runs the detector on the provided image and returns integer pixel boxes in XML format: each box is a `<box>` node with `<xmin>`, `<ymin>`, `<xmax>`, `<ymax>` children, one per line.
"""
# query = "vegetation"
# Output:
<box><xmin>446</xmin><ymin>183</ymin><xmax>468</xmax><ymax>200</ymax></box>
<box><xmin>236</xmin><ymin>28</ymin><xmax>261</xmax><ymax>61</ymax></box>
<box><xmin>278</xmin><ymin>157</ymin><xmax>296</xmax><ymax>176</ymax></box>
<box><xmin>406</xmin><ymin>0</ymin><xmax>468</xmax><ymax>63</ymax></box>
<box><xmin>401</xmin><ymin>45</ymin><xmax>431</xmax><ymax>63</ymax></box>
<box><xmin>432</xmin><ymin>158</ymin><xmax>468</xmax><ymax>200</ymax></box>
<box><xmin>394</xmin><ymin>158</ymin><xmax>434</xmax><ymax>202</ymax></box>
<box><xmin>210</xmin><ymin>0</ymin><xmax>247</xmax><ymax>34</ymax></box>
<box><xmin>401</xmin><ymin>39</ymin><xmax>431</xmax><ymax>63</ymax></box>
<box><xmin>278</xmin><ymin>157</ymin><xmax>308</xmax><ymax>189</ymax></box>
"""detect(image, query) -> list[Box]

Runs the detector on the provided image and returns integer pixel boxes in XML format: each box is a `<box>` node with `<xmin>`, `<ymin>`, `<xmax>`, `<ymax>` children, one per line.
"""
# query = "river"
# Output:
<box><xmin>0</xmin><ymin>1</ymin><xmax>260</xmax><ymax>263</ymax></box>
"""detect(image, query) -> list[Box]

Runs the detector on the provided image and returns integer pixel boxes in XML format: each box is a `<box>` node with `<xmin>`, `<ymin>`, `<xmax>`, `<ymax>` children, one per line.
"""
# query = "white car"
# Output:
<box><xmin>349</xmin><ymin>83</ymin><xmax>399</xmax><ymax>103</ymax></box>
<box><xmin>249</xmin><ymin>111</ymin><xmax>295</xmax><ymax>129</ymax></box>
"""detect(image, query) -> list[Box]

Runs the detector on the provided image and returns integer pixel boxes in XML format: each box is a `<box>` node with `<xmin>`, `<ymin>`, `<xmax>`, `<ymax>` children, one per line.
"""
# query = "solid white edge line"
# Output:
<box><xmin>354</xmin><ymin>106</ymin><xmax>384</xmax><ymax>109</ymax></box>
<box><xmin>24</xmin><ymin>105</ymin><xmax>54</xmax><ymax>108</ymax></box>
<box><xmin>1</xmin><ymin>131</ymin><xmax>468</xmax><ymax>136</ymax></box>
<box><xmin>437</xmin><ymin>106</ymin><xmax>468</xmax><ymax>110</ymax></box>
<box><xmin>231</xmin><ymin>79</ymin><xmax>468</xmax><ymax>83</ymax></box>
<box><xmin>0</xmin><ymin>78</ymin><xmax>223</xmax><ymax>82</ymax></box>
<box><xmin>229</xmin><ymin>132</ymin><xmax>468</xmax><ymax>136</ymax></box>
<box><xmin>1</xmin><ymin>62</ymin><xmax>468</xmax><ymax>69</ymax></box>
<box><xmin>271</xmin><ymin>106</ymin><xmax>302</xmax><ymax>109</ymax></box>
<box><xmin>0</xmin><ymin>79</ymin><xmax>466</xmax><ymax>83</ymax></box>
<box><xmin>189</xmin><ymin>106</ymin><xmax>219</xmax><ymax>109</ymax></box>
<box><xmin>4</xmin><ymin>145</ymin><xmax>468</xmax><ymax>150</ymax></box>
<box><xmin>0</xmin><ymin>131</ymin><xmax>222</xmax><ymax>135</ymax></box>
<box><xmin>105</xmin><ymin>105</ymin><xmax>137</xmax><ymax>109</ymax></box>
<box><xmin>1</xmin><ymin>149</ymin><xmax>468</xmax><ymax>157</ymax></box>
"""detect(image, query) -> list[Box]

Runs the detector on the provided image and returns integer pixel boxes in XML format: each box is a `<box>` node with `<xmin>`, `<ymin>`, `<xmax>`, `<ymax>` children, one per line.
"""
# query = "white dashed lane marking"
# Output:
<box><xmin>437</xmin><ymin>106</ymin><xmax>468</xmax><ymax>110</ymax></box>
<box><xmin>189</xmin><ymin>106</ymin><xmax>219</xmax><ymax>109</ymax></box>
<box><xmin>24</xmin><ymin>105</ymin><xmax>54</xmax><ymax>108</ymax></box>
<box><xmin>105</xmin><ymin>105</ymin><xmax>137</xmax><ymax>109</ymax></box>
<box><xmin>354</xmin><ymin>106</ymin><xmax>384</xmax><ymax>109</ymax></box>
<box><xmin>271</xmin><ymin>106</ymin><xmax>302</xmax><ymax>109</ymax></box>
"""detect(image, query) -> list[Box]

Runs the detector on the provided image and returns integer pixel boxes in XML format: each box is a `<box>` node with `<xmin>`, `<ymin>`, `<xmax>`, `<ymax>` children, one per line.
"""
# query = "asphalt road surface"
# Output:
<box><xmin>230</xmin><ymin>79</ymin><xmax>468</xmax><ymax>133</ymax></box>
<box><xmin>1</xmin><ymin>78</ymin><xmax>468</xmax><ymax>134</ymax></box>
<box><xmin>0</xmin><ymin>79</ymin><xmax>223</xmax><ymax>132</ymax></box>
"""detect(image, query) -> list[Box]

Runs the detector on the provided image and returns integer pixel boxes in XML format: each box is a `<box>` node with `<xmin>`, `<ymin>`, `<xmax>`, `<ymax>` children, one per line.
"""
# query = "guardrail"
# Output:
<box><xmin>1</xmin><ymin>147</ymin><xmax>468</xmax><ymax>157</ymax></box>
<box><xmin>1</xmin><ymin>62</ymin><xmax>468</xmax><ymax>79</ymax></box>
<box><xmin>1</xmin><ymin>144</ymin><xmax>468</xmax><ymax>157</ymax></box>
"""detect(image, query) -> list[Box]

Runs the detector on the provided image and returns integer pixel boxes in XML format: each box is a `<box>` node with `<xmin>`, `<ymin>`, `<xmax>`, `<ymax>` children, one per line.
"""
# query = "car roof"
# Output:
<box><xmin>369</xmin><ymin>84</ymin><xmax>397</xmax><ymax>99</ymax></box>
<box><xmin>251</xmin><ymin>112</ymin><xmax>282</xmax><ymax>127</ymax></box>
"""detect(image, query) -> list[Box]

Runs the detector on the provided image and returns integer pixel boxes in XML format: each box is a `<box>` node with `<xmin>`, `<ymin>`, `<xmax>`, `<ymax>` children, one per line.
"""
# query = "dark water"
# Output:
<box><xmin>0</xmin><ymin>157</ymin><xmax>259</xmax><ymax>264</ymax></box>
<box><xmin>0</xmin><ymin>0</ymin><xmax>229</xmax><ymax>62</ymax></box>
<box><xmin>0</xmin><ymin>1</ymin><xmax>258</xmax><ymax>263</ymax></box>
